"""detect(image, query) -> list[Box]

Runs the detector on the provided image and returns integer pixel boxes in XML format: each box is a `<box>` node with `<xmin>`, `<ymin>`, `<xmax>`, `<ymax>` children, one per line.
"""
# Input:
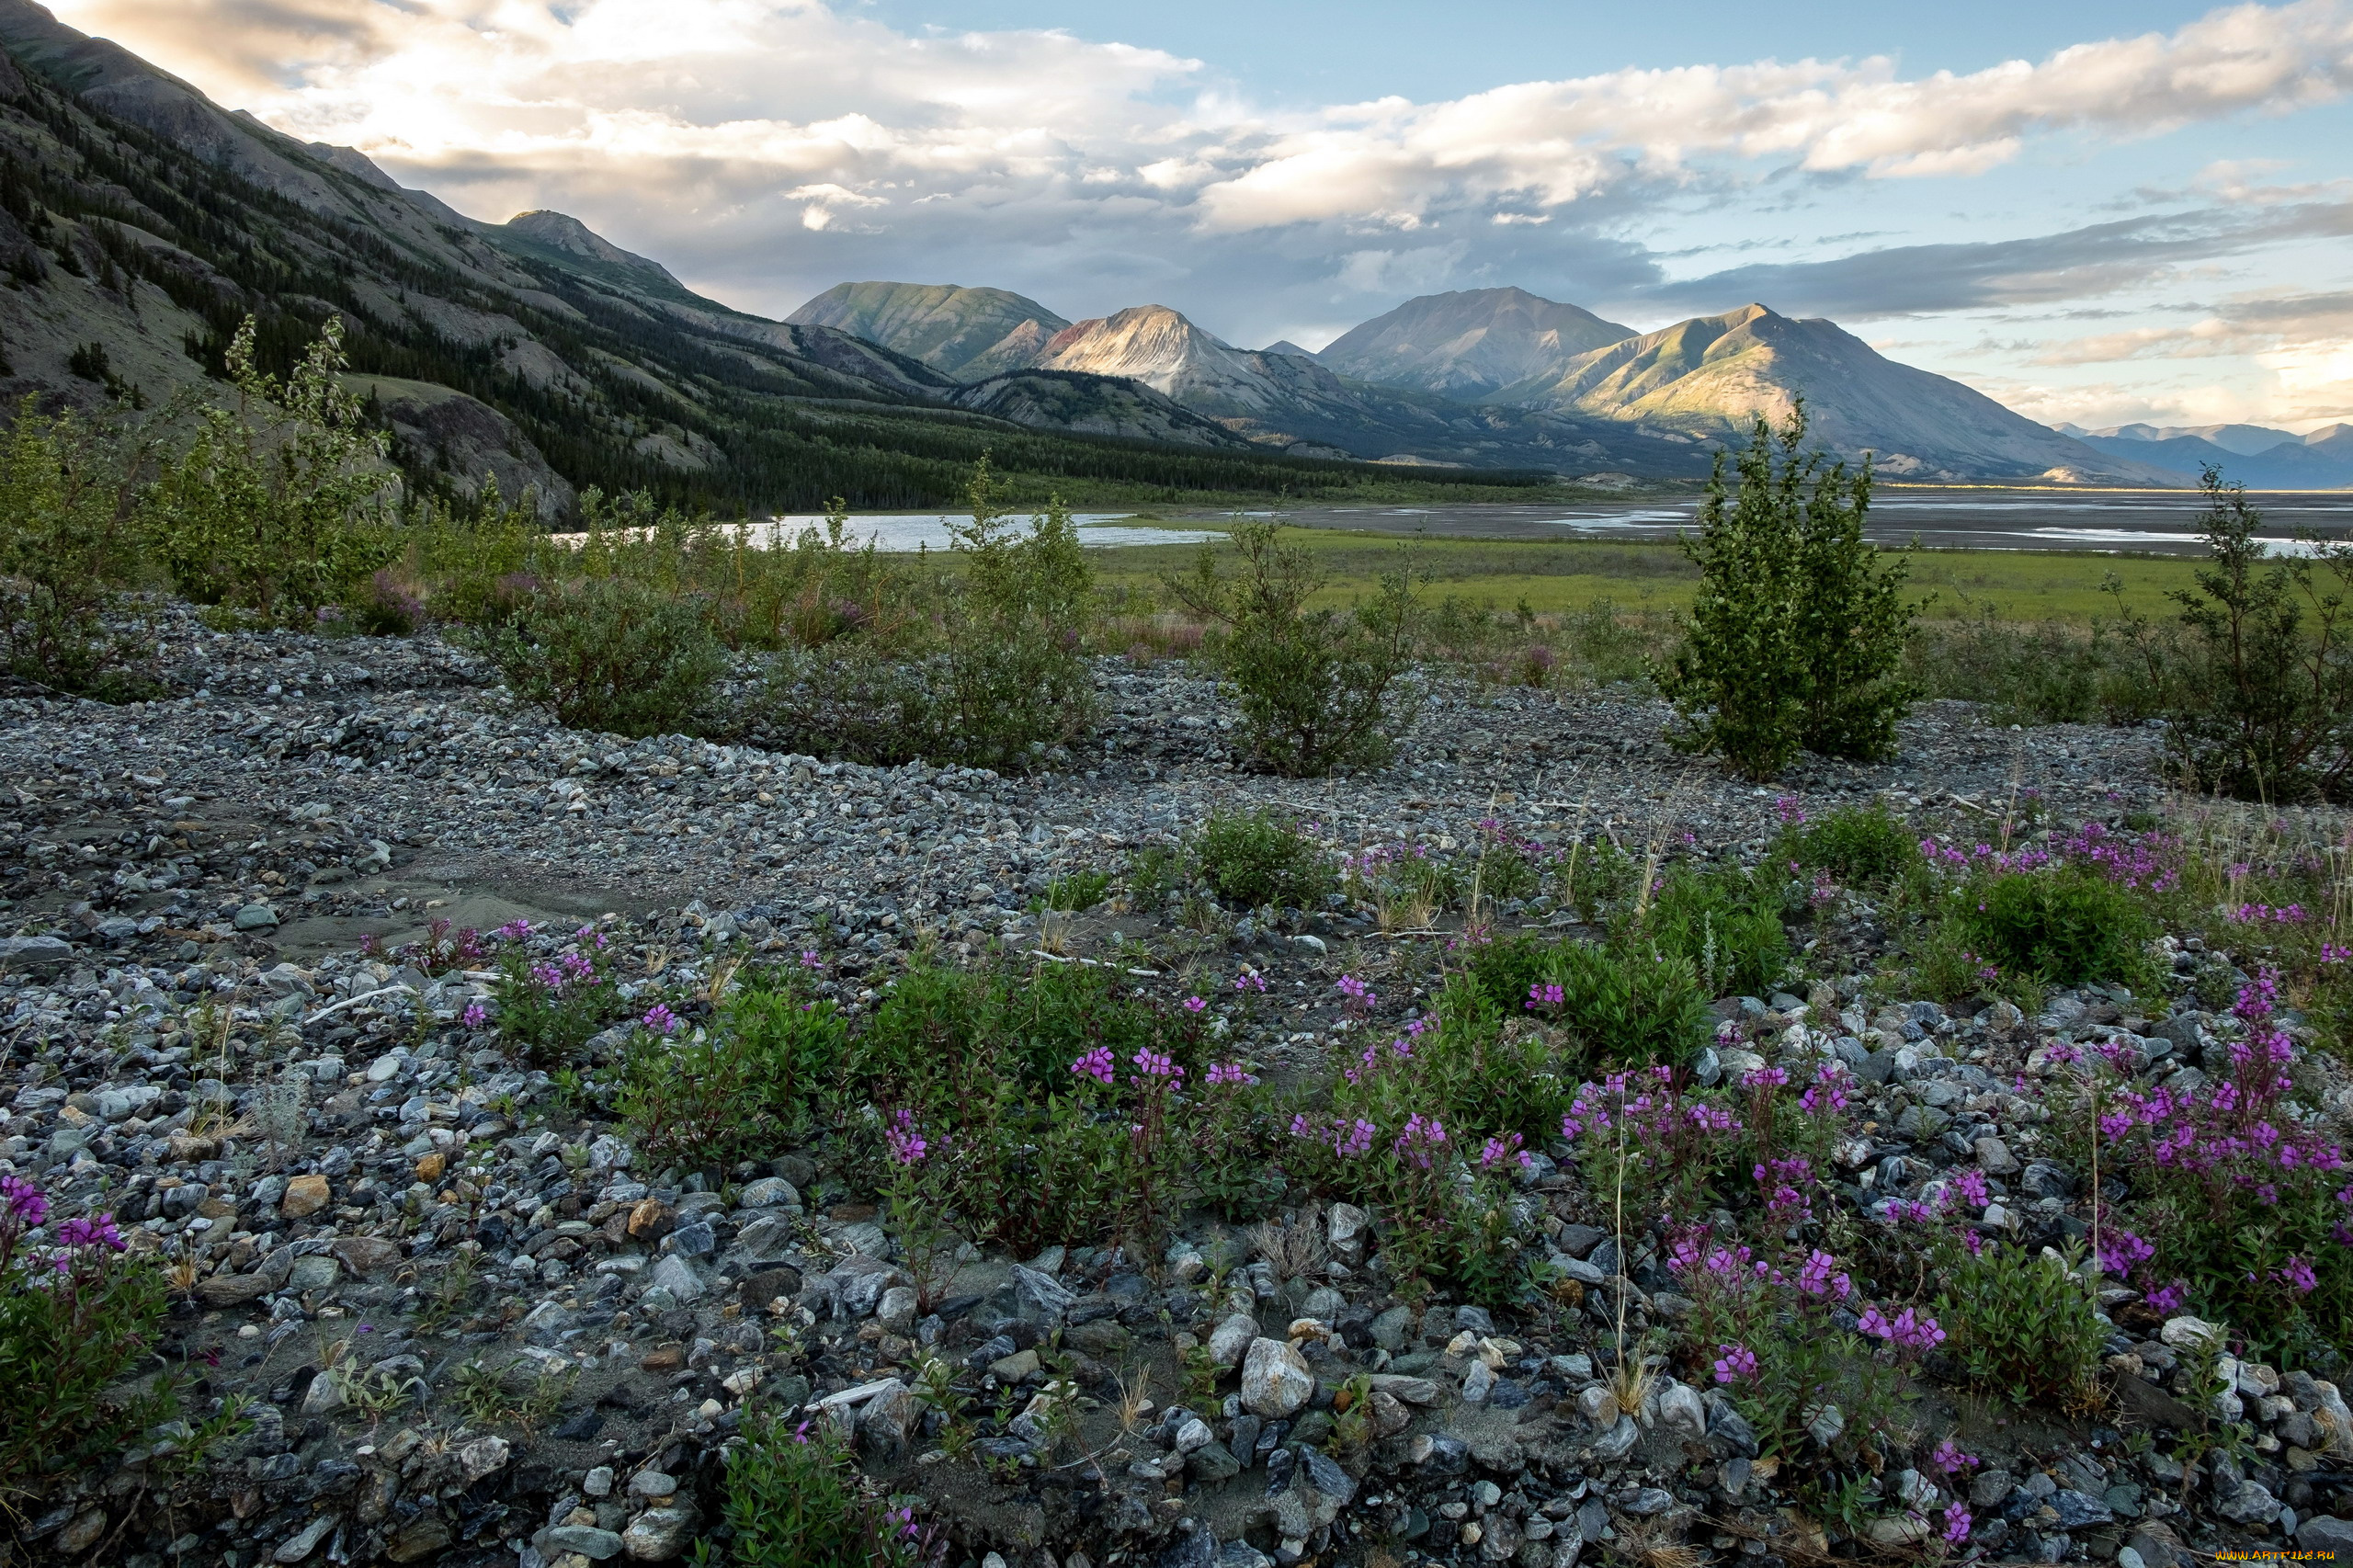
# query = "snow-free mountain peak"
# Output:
<box><xmin>1318</xmin><ymin>286</ymin><xmax>1635</xmax><ymax>399</ymax></box>
<box><xmin>788</xmin><ymin>281</ymin><xmax>1070</xmax><ymax>382</ymax></box>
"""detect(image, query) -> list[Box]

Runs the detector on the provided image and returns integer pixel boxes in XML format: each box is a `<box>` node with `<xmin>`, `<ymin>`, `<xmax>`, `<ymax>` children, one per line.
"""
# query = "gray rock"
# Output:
<box><xmin>543</xmin><ymin>1526</ymin><xmax>625</xmax><ymax>1562</ymax></box>
<box><xmin>1301</xmin><ymin>1449</ymin><xmax>1356</xmax><ymax>1506</ymax></box>
<box><xmin>2049</xmin><ymin>1490</ymin><xmax>2115</xmax><ymax>1529</ymax></box>
<box><xmin>1370</xmin><ymin>1306</ymin><xmax>1413</xmax><ymax>1351</ymax></box>
<box><xmin>233</xmin><ymin>903</ymin><xmax>280</xmax><ymax>931</ymax></box>
<box><xmin>2298</xmin><ymin>1517</ymin><xmax>2353</xmax><ymax>1557</ymax></box>
<box><xmin>1011</xmin><ymin>1263</ymin><xmax>1076</xmax><ymax>1325</ymax></box>
<box><xmin>1210</xmin><ymin>1312</ymin><xmax>1261</xmax><ymax>1368</ymax></box>
<box><xmin>0</xmin><ymin>935</ymin><xmax>74</xmax><ymax>973</ymax></box>
<box><xmin>2217</xmin><ymin>1482</ymin><xmax>2281</xmax><ymax>1526</ymax></box>
<box><xmin>1588</xmin><ymin>1415</ymin><xmax>1639</xmax><ymax>1461</ymax></box>
<box><xmin>648</xmin><ymin>1253</ymin><xmax>706</xmax><ymax>1305</ymax></box>
<box><xmin>621</xmin><ymin>1504</ymin><xmax>699</xmax><ymax>1561</ymax></box>
<box><xmin>1187</xmin><ymin>1440</ymin><xmax>1242</xmax><ymax>1483</ymax></box>
<box><xmin>1240</xmin><ymin>1337</ymin><xmax>1313</xmax><ymax>1418</ymax></box>
<box><xmin>736</xmin><ymin>1176</ymin><xmax>801</xmax><ymax>1210</ymax></box>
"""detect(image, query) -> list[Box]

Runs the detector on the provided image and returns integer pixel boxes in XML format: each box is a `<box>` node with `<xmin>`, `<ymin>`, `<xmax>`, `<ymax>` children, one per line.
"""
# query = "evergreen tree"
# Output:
<box><xmin>1660</xmin><ymin>403</ymin><xmax>1917</xmax><ymax>779</ymax></box>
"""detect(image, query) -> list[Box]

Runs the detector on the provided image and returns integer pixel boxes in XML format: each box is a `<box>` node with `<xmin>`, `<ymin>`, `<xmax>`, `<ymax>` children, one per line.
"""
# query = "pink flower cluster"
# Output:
<box><xmin>1478</xmin><ymin>1131</ymin><xmax>1533</xmax><ymax>1172</ymax></box>
<box><xmin>1204</xmin><ymin>1062</ymin><xmax>1257</xmax><ymax>1087</ymax></box>
<box><xmin>1525</xmin><ymin>983</ymin><xmax>1564</xmax><ymax>1011</ymax></box>
<box><xmin>1069</xmin><ymin>1046</ymin><xmax>1115</xmax><ymax>1085</ymax></box>
<box><xmin>884</xmin><ymin>1109</ymin><xmax>927</xmax><ymax>1166</ymax></box>
<box><xmin>1712</xmin><ymin>1342</ymin><xmax>1758</xmax><ymax>1383</ymax></box>
<box><xmin>1858</xmin><ymin>1304</ymin><xmax>1946</xmax><ymax>1354</ymax></box>
<box><xmin>1394</xmin><ymin>1114</ymin><xmax>1449</xmax><ymax>1168</ymax></box>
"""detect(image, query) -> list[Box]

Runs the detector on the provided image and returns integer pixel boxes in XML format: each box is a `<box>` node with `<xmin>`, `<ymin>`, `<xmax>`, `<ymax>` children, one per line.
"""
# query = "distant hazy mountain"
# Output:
<box><xmin>1260</xmin><ymin>340</ymin><xmax>1321</xmax><ymax>360</ymax></box>
<box><xmin>1319</xmin><ymin>287</ymin><xmax>1634</xmax><ymax>399</ymax></box>
<box><xmin>1030</xmin><ymin>303</ymin><xmax>1708</xmax><ymax>473</ymax></box>
<box><xmin>788</xmin><ymin>282</ymin><xmax>1071</xmax><ymax>382</ymax></box>
<box><xmin>2053</xmin><ymin>421</ymin><xmax>2353</xmax><ymax>489</ymax></box>
<box><xmin>1495</xmin><ymin>303</ymin><xmax>2180</xmax><ymax>483</ymax></box>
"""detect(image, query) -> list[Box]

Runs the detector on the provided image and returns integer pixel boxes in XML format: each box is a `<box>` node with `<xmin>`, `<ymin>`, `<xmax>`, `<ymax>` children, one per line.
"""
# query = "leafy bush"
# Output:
<box><xmin>491</xmin><ymin>928</ymin><xmax>628</xmax><ymax>1061</ymax></box>
<box><xmin>1932</xmin><ymin>1241</ymin><xmax>2105</xmax><ymax>1409</ymax></box>
<box><xmin>144</xmin><ymin>317</ymin><xmax>398</xmax><ymax>624</ymax></box>
<box><xmin>1</xmin><ymin>1176</ymin><xmax>170</xmax><ymax>1489</ymax></box>
<box><xmin>1192</xmin><ymin>807</ymin><xmax>1336</xmax><ymax>911</ymax></box>
<box><xmin>1789</xmin><ymin>802</ymin><xmax>1915</xmax><ymax>887</ymax></box>
<box><xmin>488</xmin><ymin>576</ymin><xmax>728</xmax><ymax>737</ymax></box>
<box><xmin>754</xmin><ymin>475</ymin><xmax>1096</xmax><ymax>771</ymax></box>
<box><xmin>1170</xmin><ymin>518</ymin><xmax>1421</xmax><ymax>776</ymax></box>
<box><xmin>619</xmin><ymin>994</ymin><xmax>849</xmax><ymax>1174</ymax></box>
<box><xmin>1031</xmin><ymin>869</ymin><xmax>1111</xmax><ymax>913</ymax></box>
<box><xmin>1941</xmin><ymin>867</ymin><xmax>2157</xmax><ymax>989</ymax></box>
<box><xmin>1468</xmin><ymin>936</ymin><xmax>1713</xmax><ymax>1072</ymax></box>
<box><xmin>1659</xmin><ymin>406</ymin><xmax>1915</xmax><ymax>778</ymax></box>
<box><xmin>1631</xmin><ymin>861</ymin><xmax>1790</xmax><ymax>996</ymax></box>
<box><xmin>0</xmin><ymin>396</ymin><xmax>156</xmax><ymax>698</ymax></box>
<box><xmin>720</xmin><ymin>1407</ymin><xmax>931</xmax><ymax>1567</ymax></box>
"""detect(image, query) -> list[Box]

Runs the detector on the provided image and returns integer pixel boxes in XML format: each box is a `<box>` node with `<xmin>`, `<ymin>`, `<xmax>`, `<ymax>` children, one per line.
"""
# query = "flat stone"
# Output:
<box><xmin>197</xmin><ymin>1270</ymin><xmax>274</xmax><ymax>1307</ymax></box>
<box><xmin>544</xmin><ymin>1526</ymin><xmax>625</xmax><ymax>1561</ymax></box>
<box><xmin>287</xmin><ymin>1256</ymin><xmax>340</xmax><ymax>1291</ymax></box>
<box><xmin>330</xmin><ymin>1235</ymin><xmax>401</xmax><ymax>1276</ymax></box>
<box><xmin>273</xmin><ymin>1515</ymin><xmax>337</xmax><ymax>1562</ymax></box>
<box><xmin>736</xmin><ymin>1176</ymin><xmax>801</xmax><ymax>1210</ymax></box>
<box><xmin>2049</xmin><ymin>1490</ymin><xmax>2114</xmax><ymax>1529</ymax></box>
<box><xmin>0</xmin><ymin>935</ymin><xmax>74</xmax><ymax>974</ymax></box>
<box><xmin>233</xmin><ymin>903</ymin><xmax>280</xmax><ymax>931</ymax></box>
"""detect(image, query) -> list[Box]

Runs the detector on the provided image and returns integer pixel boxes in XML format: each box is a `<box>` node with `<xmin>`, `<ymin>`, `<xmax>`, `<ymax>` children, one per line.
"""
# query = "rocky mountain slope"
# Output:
<box><xmin>1494</xmin><ymin>304</ymin><xmax>2183</xmax><ymax>483</ymax></box>
<box><xmin>0</xmin><ymin>2</ymin><xmax>1415</xmax><ymax>511</ymax></box>
<box><xmin>2055</xmin><ymin>422</ymin><xmax>2353</xmax><ymax>490</ymax></box>
<box><xmin>1317</xmin><ymin>287</ymin><xmax>1634</xmax><ymax>400</ymax></box>
<box><xmin>1025</xmin><ymin>303</ymin><xmax>1709</xmax><ymax>473</ymax></box>
<box><xmin>789</xmin><ymin>281</ymin><xmax>1072</xmax><ymax>383</ymax></box>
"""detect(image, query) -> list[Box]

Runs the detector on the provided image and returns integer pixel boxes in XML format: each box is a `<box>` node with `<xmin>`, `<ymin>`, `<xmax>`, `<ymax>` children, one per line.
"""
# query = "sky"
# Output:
<box><xmin>46</xmin><ymin>0</ymin><xmax>2353</xmax><ymax>435</ymax></box>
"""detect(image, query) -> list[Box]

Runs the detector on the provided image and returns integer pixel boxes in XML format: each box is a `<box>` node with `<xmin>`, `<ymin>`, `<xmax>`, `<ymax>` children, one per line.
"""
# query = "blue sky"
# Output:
<box><xmin>50</xmin><ymin>0</ymin><xmax>2353</xmax><ymax>433</ymax></box>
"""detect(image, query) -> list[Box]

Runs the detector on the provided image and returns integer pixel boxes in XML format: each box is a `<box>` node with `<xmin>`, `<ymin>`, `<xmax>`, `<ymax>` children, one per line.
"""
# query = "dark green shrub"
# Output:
<box><xmin>1169</xmin><ymin>518</ymin><xmax>1421</xmax><ymax>776</ymax></box>
<box><xmin>754</xmin><ymin>475</ymin><xmax>1096</xmax><ymax>771</ymax></box>
<box><xmin>1659</xmin><ymin>405</ymin><xmax>1915</xmax><ymax>778</ymax></box>
<box><xmin>2154</xmin><ymin>468</ymin><xmax>2353</xmax><ymax>801</ymax></box>
<box><xmin>1032</xmin><ymin>869</ymin><xmax>1111</xmax><ymax>913</ymax></box>
<box><xmin>489</xmin><ymin>576</ymin><xmax>727</xmax><ymax>737</ymax></box>
<box><xmin>1467</xmin><ymin>935</ymin><xmax>1712</xmax><ymax>1072</ymax></box>
<box><xmin>1192</xmin><ymin>807</ymin><xmax>1336</xmax><ymax>910</ymax></box>
<box><xmin>1790</xmin><ymin>802</ymin><xmax>1915</xmax><ymax>886</ymax></box>
<box><xmin>1944</xmin><ymin>867</ymin><xmax>2157</xmax><ymax>988</ymax></box>
<box><xmin>619</xmin><ymin>994</ymin><xmax>849</xmax><ymax>1172</ymax></box>
<box><xmin>720</xmin><ymin>1406</ymin><xmax>928</xmax><ymax>1566</ymax></box>
<box><xmin>1934</xmin><ymin>1242</ymin><xmax>2105</xmax><ymax>1409</ymax></box>
<box><xmin>491</xmin><ymin>936</ymin><xmax>628</xmax><ymax>1061</ymax></box>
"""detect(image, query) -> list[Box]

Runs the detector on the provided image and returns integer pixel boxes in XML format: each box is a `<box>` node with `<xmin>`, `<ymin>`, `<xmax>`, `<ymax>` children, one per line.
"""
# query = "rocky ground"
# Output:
<box><xmin>7</xmin><ymin>613</ymin><xmax>2350</xmax><ymax>1568</ymax></box>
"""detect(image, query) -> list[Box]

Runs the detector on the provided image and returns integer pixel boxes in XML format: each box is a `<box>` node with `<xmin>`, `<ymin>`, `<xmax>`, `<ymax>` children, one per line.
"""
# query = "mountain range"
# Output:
<box><xmin>801</xmin><ymin>283</ymin><xmax>2182</xmax><ymax>485</ymax></box>
<box><xmin>2052</xmin><ymin>422</ymin><xmax>2353</xmax><ymax>490</ymax></box>
<box><xmin>0</xmin><ymin>0</ymin><xmax>2295</xmax><ymax>509</ymax></box>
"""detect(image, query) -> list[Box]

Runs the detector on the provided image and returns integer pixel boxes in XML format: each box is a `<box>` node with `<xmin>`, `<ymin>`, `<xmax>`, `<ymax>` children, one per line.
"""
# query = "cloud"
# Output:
<box><xmin>1639</xmin><ymin>197</ymin><xmax>2353</xmax><ymax>319</ymax></box>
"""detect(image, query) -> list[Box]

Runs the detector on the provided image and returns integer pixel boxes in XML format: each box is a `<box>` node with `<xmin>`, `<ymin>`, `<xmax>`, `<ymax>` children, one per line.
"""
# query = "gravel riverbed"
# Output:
<box><xmin>8</xmin><ymin>615</ymin><xmax>2347</xmax><ymax>1568</ymax></box>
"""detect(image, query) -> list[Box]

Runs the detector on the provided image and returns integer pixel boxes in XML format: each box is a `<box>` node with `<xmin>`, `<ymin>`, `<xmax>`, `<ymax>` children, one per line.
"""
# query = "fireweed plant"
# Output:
<box><xmin>0</xmin><ymin>1174</ymin><xmax>170</xmax><ymax>1491</ymax></box>
<box><xmin>492</xmin><ymin>923</ymin><xmax>627</xmax><ymax>1061</ymax></box>
<box><xmin>2087</xmin><ymin>969</ymin><xmax>2352</xmax><ymax>1356</ymax></box>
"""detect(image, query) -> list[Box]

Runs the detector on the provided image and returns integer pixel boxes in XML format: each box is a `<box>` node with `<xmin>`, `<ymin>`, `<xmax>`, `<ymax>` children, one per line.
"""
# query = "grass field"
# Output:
<box><xmin>1076</xmin><ymin>522</ymin><xmax>2210</xmax><ymax>627</ymax></box>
